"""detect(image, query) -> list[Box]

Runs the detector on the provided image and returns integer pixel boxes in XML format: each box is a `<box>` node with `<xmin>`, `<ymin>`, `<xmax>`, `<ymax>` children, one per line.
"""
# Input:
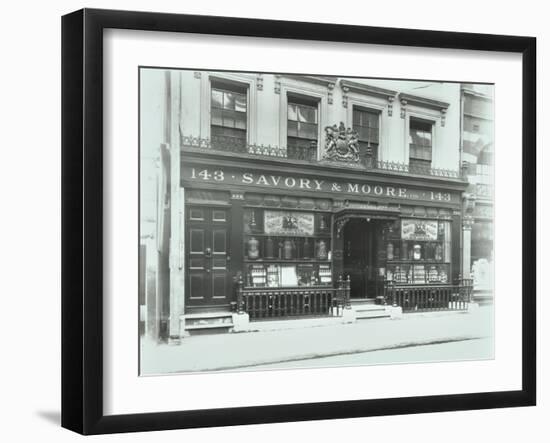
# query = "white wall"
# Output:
<box><xmin>178</xmin><ymin>72</ymin><xmax>461</xmax><ymax>169</ymax></box>
<box><xmin>0</xmin><ymin>1</ymin><xmax>545</xmax><ymax>443</ymax></box>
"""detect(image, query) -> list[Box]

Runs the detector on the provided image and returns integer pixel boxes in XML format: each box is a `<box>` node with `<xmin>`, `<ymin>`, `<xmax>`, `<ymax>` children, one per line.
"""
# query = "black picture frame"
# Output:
<box><xmin>61</xmin><ymin>8</ymin><xmax>536</xmax><ymax>435</ymax></box>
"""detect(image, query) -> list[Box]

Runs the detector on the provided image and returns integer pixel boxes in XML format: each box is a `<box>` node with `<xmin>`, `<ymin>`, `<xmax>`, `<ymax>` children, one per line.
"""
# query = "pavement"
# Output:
<box><xmin>140</xmin><ymin>306</ymin><xmax>494</xmax><ymax>375</ymax></box>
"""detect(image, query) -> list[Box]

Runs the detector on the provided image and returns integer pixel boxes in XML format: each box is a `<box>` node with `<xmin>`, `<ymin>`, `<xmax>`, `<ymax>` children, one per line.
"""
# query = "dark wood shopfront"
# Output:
<box><xmin>180</xmin><ymin>151</ymin><xmax>467</xmax><ymax>317</ymax></box>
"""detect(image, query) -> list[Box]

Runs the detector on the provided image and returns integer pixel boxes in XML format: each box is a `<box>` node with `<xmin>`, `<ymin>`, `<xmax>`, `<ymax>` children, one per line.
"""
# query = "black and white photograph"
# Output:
<box><xmin>139</xmin><ymin>68</ymin><xmax>495</xmax><ymax>375</ymax></box>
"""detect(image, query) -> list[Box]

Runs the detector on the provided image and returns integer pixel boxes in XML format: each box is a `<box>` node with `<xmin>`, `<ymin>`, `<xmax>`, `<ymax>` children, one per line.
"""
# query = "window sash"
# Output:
<box><xmin>211</xmin><ymin>87</ymin><xmax>247</xmax><ymax>131</ymax></box>
<box><xmin>409</xmin><ymin>120</ymin><xmax>433</xmax><ymax>162</ymax></box>
<box><xmin>288</xmin><ymin>102</ymin><xmax>318</xmax><ymax>124</ymax></box>
<box><xmin>353</xmin><ymin>109</ymin><xmax>379</xmax><ymax>144</ymax></box>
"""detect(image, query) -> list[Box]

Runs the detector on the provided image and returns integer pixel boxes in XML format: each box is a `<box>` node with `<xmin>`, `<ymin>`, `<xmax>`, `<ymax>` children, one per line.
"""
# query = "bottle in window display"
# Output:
<box><xmin>265</xmin><ymin>237</ymin><xmax>274</xmax><ymax>259</ymax></box>
<box><xmin>413</xmin><ymin>244</ymin><xmax>422</xmax><ymax>260</ymax></box>
<box><xmin>317</xmin><ymin>239</ymin><xmax>328</xmax><ymax>260</ymax></box>
<box><xmin>319</xmin><ymin>215</ymin><xmax>327</xmax><ymax>232</ymax></box>
<box><xmin>247</xmin><ymin>236</ymin><xmax>260</xmax><ymax>260</ymax></box>
<box><xmin>428</xmin><ymin>265</ymin><xmax>439</xmax><ymax>282</ymax></box>
<box><xmin>439</xmin><ymin>267</ymin><xmax>448</xmax><ymax>283</ymax></box>
<box><xmin>283</xmin><ymin>239</ymin><xmax>293</xmax><ymax>260</ymax></box>
<box><xmin>303</xmin><ymin>237</ymin><xmax>311</xmax><ymax>259</ymax></box>
<box><xmin>401</xmin><ymin>242</ymin><xmax>408</xmax><ymax>260</ymax></box>
<box><xmin>386</xmin><ymin>242</ymin><xmax>394</xmax><ymax>261</ymax></box>
<box><xmin>435</xmin><ymin>243</ymin><xmax>443</xmax><ymax>261</ymax></box>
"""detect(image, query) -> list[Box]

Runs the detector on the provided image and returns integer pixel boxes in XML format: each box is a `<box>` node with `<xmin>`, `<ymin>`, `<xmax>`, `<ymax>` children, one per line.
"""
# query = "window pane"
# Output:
<box><xmin>235</xmin><ymin>111</ymin><xmax>247</xmax><ymax>129</ymax></box>
<box><xmin>223</xmin><ymin>91</ymin><xmax>236</xmax><ymax>110</ymax></box>
<box><xmin>353</xmin><ymin>110</ymin><xmax>361</xmax><ymax>126</ymax></box>
<box><xmin>370</xmin><ymin>128</ymin><xmax>379</xmax><ymax>143</ymax></box>
<box><xmin>368</xmin><ymin>113</ymin><xmax>379</xmax><ymax>128</ymax></box>
<box><xmin>299</xmin><ymin>122</ymin><xmax>318</xmax><ymax>139</ymax></box>
<box><xmin>211</xmin><ymin>107</ymin><xmax>223</xmax><ymax>126</ymax></box>
<box><xmin>287</xmin><ymin>120</ymin><xmax>298</xmax><ymax>137</ymax></box>
<box><xmin>222</xmin><ymin>109</ymin><xmax>236</xmax><ymax>128</ymax></box>
<box><xmin>211</xmin><ymin>89</ymin><xmax>223</xmax><ymax>108</ymax></box>
<box><xmin>297</xmin><ymin>105</ymin><xmax>317</xmax><ymax>123</ymax></box>
<box><xmin>420</xmin><ymin>130</ymin><xmax>432</xmax><ymax>145</ymax></box>
<box><xmin>357</xmin><ymin>126</ymin><xmax>369</xmax><ymax>141</ymax></box>
<box><xmin>234</xmin><ymin>94</ymin><xmax>247</xmax><ymax>112</ymax></box>
<box><xmin>288</xmin><ymin>103</ymin><xmax>297</xmax><ymax>121</ymax></box>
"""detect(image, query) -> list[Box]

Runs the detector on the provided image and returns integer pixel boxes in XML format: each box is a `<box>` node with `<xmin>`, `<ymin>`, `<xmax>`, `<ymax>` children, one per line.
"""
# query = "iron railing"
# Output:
<box><xmin>235</xmin><ymin>275</ymin><xmax>351</xmax><ymax>321</ymax></box>
<box><xmin>181</xmin><ymin>134</ymin><xmax>463</xmax><ymax>179</ymax></box>
<box><xmin>384</xmin><ymin>278</ymin><xmax>473</xmax><ymax>312</ymax></box>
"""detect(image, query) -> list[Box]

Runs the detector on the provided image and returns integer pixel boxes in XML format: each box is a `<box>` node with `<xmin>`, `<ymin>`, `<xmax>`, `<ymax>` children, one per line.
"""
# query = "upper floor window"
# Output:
<box><xmin>353</xmin><ymin>107</ymin><xmax>380</xmax><ymax>166</ymax></box>
<box><xmin>211</xmin><ymin>81</ymin><xmax>247</xmax><ymax>153</ymax></box>
<box><xmin>409</xmin><ymin>118</ymin><xmax>433</xmax><ymax>172</ymax></box>
<box><xmin>287</xmin><ymin>95</ymin><xmax>319</xmax><ymax>161</ymax></box>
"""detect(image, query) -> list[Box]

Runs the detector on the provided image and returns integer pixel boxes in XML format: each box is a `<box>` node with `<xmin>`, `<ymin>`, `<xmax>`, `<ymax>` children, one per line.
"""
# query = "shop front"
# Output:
<box><xmin>180</xmin><ymin>150</ymin><xmax>468</xmax><ymax>326</ymax></box>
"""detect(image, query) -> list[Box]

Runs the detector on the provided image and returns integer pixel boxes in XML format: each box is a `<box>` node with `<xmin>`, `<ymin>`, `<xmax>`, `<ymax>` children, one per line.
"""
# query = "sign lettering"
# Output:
<box><xmin>183</xmin><ymin>166</ymin><xmax>458</xmax><ymax>204</ymax></box>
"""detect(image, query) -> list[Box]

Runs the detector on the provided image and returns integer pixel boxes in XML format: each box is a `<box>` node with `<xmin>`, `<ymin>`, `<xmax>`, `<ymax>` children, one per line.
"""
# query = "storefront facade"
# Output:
<box><xmin>140</xmin><ymin>69</ymin><xmax>472</xmax><ymax>340</ymax></box>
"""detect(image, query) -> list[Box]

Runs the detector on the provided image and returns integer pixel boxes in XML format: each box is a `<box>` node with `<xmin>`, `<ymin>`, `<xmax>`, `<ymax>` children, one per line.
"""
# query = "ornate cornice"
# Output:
<box><xmin>276</xmin><ymin>75</ymin><xmax>337</xmax><ymax>104</ymax></box>
<box><xmin>399</xmin><ymin>92</ymin><xmax>450</xmax><ymax>126</ymax></box>
<box><xmin>461</xmin><ymin>87</ymin><xmax>493</xmax><ymax>101</ymax></box>
<box><xmin>339</xmin><ymin>79</ymin><xmax>397</xmax><ymax>99</ymax></box>
<box><xmin>398</xmin><ymin>93</ymin><xmax>450</xmax><ymax>111</ymax></box>
<box><xmin>339</xmin><ymin>80</ymin><xmax>397</xmax><ymax>115</ymax></box>
<box><xmin>283</xmin><ymin>75</ymin><xmax>337</xmax><ymax>87</ymax></box>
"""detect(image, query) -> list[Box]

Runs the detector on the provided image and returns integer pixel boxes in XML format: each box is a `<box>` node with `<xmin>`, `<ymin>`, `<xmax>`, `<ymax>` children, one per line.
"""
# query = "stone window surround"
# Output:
<box><xmin>199</xmin><ymin>73</ymin><xmax>258</xmax><ymax>145</ymax></box>
<box><xmin>398</xmin><ymin>92</ymin><xmax>449</xmax><ymax>169</ymax></box>
<box><xmin>277</xmin><ymin>80</ymin><xmax>329</xmax><ymax>159</ymax></box>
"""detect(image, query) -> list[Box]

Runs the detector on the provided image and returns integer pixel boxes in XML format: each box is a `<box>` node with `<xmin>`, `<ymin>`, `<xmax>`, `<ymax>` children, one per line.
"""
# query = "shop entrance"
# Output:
<box><xmin>343</xmin><ymin>218</ymin><xmax>378</xmax><ymax>299</ymax></box>
<box><xmin>185</xmin><ymin>205</ymin><xmax>232</xmax><ymax>311</ymax></box>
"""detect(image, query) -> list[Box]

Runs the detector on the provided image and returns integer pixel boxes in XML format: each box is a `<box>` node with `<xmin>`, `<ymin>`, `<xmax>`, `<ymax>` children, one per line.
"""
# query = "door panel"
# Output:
<box><xmin>212</xmin><ymin>272</ymin><xmax>227</xmax><ymax>299</ymax></box>
<box><xmin>189</xmin><ymin>272</ymin><xmax>206</xmax><ymax>300</ymax></box>
<box><xmin>186</xmin><ymin>206</ymin><xmax>231</xmax><ymax>308</ymax></box>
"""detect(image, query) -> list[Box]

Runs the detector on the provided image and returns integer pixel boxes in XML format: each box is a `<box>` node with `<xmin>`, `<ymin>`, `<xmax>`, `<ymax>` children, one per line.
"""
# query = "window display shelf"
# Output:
<box><xmin>244</xmin><ymin>258</ymin><xmax>332</xmax><ymax>263</ymax></box>
<box><xmin>387</xmin><ymin>260</ymin><xmax>450</xmax><ymax>264</ymax></box>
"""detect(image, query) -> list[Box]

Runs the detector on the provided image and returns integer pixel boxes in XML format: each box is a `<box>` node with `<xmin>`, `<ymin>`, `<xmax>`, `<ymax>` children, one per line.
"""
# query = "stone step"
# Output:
<box><xmin>354</xmin><ymin>306</ymin><xmax>391</xmax><ymax>320</ymax></box>
<box><xmin>183</xmin><ymin>312</ymin><xmax>234</xmax><ymax>335</ymax></box>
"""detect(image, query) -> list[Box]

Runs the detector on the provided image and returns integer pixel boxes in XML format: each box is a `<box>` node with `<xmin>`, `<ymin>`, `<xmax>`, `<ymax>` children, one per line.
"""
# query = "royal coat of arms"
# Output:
<box><xmin>323</xmin><ymin>122</ymin><xmax>360</xmax><ymax>163</ymax></box>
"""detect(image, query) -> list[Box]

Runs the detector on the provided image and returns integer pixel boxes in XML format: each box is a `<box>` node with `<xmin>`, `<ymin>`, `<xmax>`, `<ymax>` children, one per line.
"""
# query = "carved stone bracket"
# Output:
<box><xmin>400</xmin><ymin>98</ymin><xmax>407</xmax><ymax>119</ymax></box>
<box><xmin>256</xmin><ymin>74</ymin><xmax>263</xmax><ymax>91</ymax></box>
<box><xmin>193</xmin><ymin>71</ymin><xmax>202</xmax><ymax>79</ymax></box>
<box><xmin>274</xmin><ymin>75</ymin><xmax>281</xmax><ymax>94</ymax></box>
<box><xmin>398</xmin><ymin>92</ymin><xmax>450</xmax><ymax>124</ymax></box>
<box><xmin>327</xmin><ymin>82</ymin><xmax>335</xmax><ymax>105</ymax></box>
<box><xmin>388</xmin><ymin>96</ymin><xmax>394</xmax><ymax>117</ymax></box>
<box><xmin>341</xmin><ymin>86</ymin><xmax>350</xmax><ymax>108</ymax></box>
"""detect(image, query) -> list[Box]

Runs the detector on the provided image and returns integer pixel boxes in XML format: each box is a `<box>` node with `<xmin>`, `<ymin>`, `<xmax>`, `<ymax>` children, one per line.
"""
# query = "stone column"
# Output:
<box><xmin>461</xmin><ymin>192</ymin><xmax>476</xmax><ymax>280</ymax></box>
<box><xmin>462</xmin><ymin>215</ymin><xmax>474</xmax><ymax>279</ymax></box>
<box><xmin>168</xmin><ymin>71</ymin><xmax>185</xmax><ymax>343</ymax></box>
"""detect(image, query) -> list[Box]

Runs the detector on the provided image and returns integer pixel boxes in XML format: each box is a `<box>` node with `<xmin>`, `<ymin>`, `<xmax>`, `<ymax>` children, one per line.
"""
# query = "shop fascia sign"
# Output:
<box><xmin>182</xmin><ymin>165</ymin><xmax>459</xmax><ymax>204</ymax></box>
